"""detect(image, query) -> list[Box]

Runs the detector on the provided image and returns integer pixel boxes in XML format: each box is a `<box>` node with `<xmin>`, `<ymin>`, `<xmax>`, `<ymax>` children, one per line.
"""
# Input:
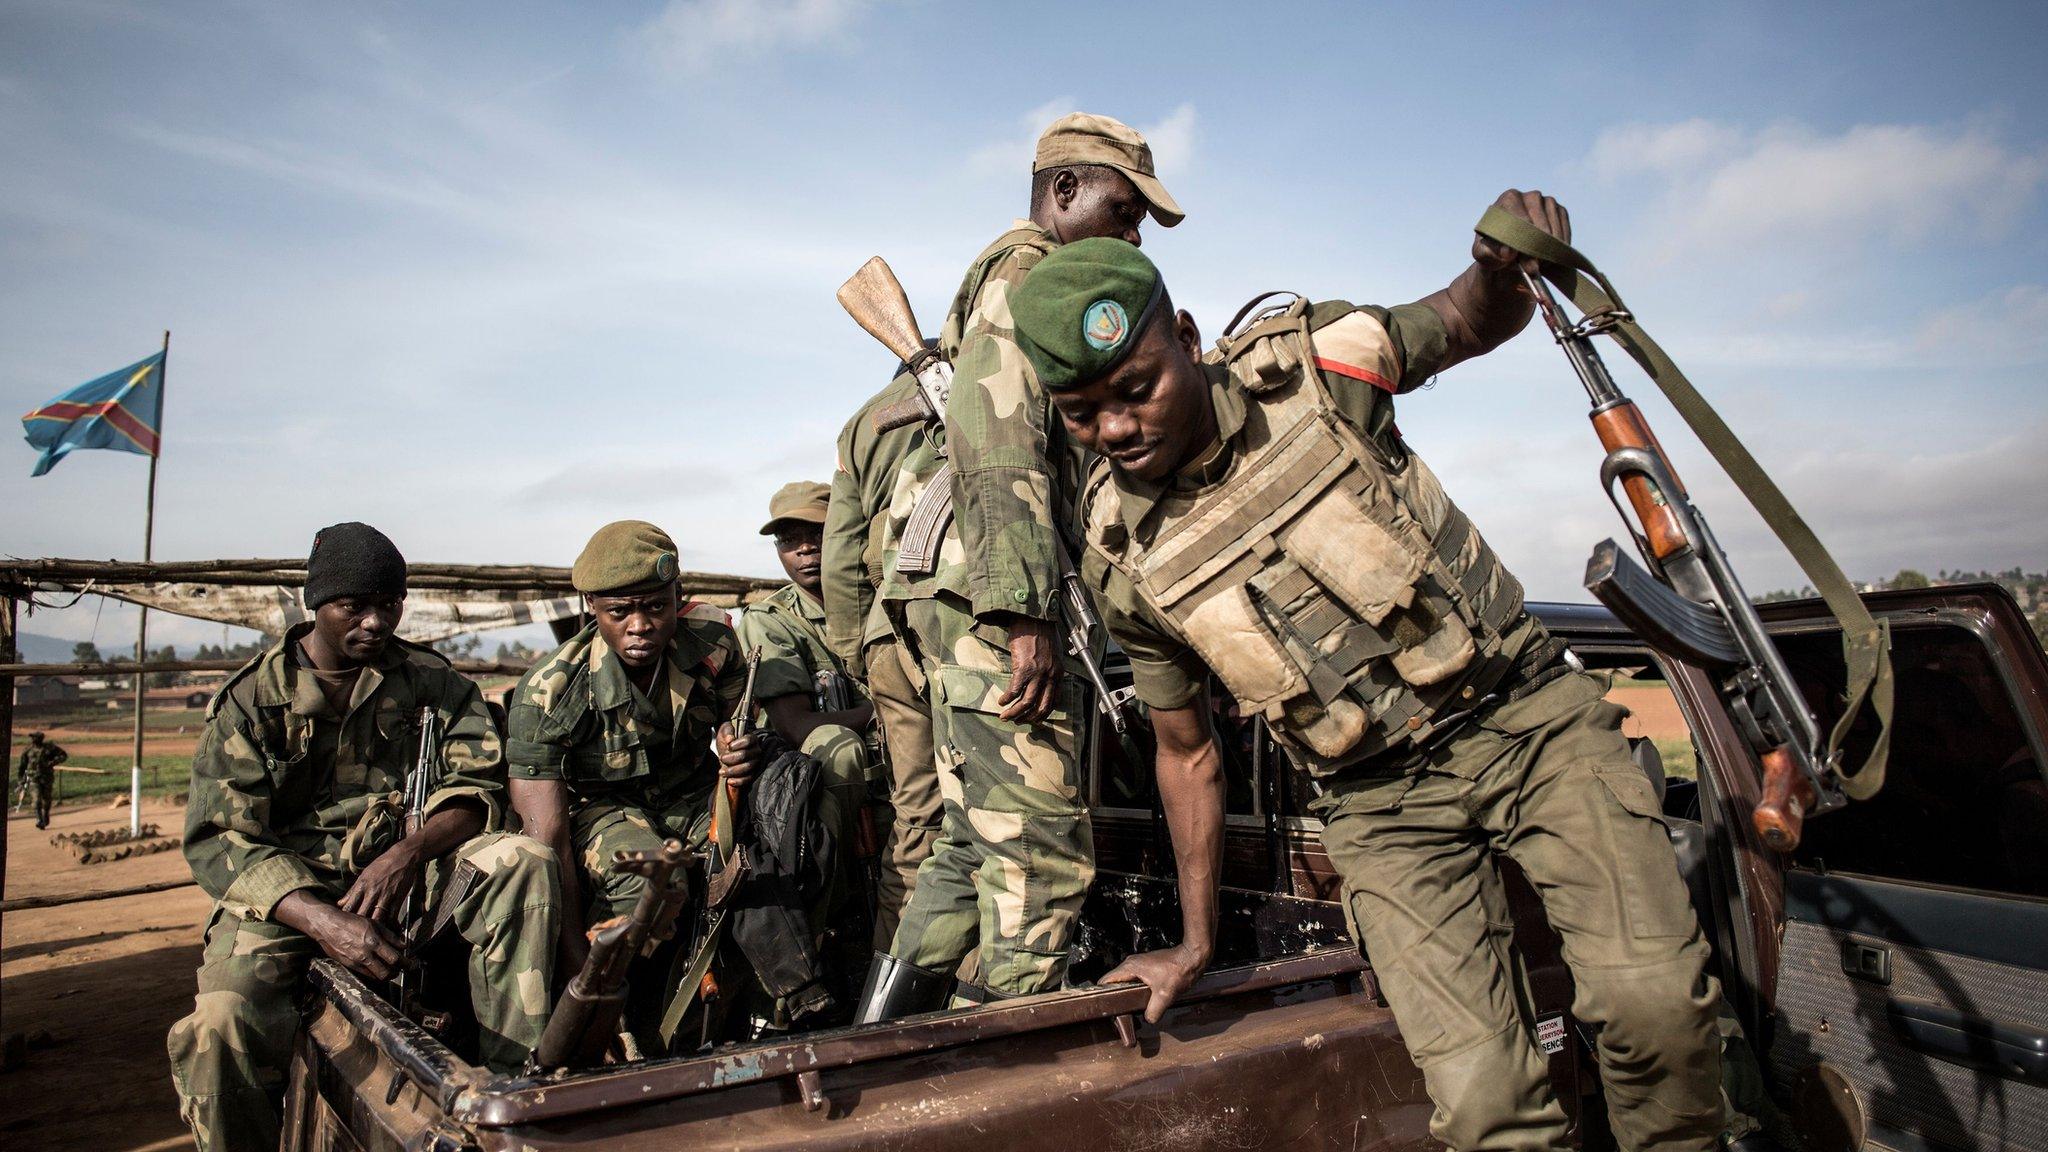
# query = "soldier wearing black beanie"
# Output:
<box><xmin>303</xmin><ymin>521</ymin><xmax>408</xmax><ymax>611</ymax></box>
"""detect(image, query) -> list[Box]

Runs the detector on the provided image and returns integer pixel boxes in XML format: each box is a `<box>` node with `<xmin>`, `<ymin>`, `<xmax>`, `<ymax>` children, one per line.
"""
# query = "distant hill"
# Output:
<box><xmin>13</xmin><ymin>632</ymin><xmax>87</xmax><ymax>663</ymax></box>
<box><xmin>1760</xmin><ymin>568</ymin><xmax>2048</xmax><ymax>647</ymax></box>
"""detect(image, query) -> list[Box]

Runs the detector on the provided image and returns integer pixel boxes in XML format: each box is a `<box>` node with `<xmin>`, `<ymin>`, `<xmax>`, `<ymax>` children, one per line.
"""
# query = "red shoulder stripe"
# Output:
<box><xmin>1313</xmin><ymin>356</ymin><xmax>1396</xmax><ymax>394</ymax></box>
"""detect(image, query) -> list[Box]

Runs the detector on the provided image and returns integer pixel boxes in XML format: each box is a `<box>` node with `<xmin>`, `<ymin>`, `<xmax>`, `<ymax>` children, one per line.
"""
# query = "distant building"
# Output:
<box><xmin>14</xmin><ymin>675</ymin><xmax>82</xmax><ymax>705</ymax></box>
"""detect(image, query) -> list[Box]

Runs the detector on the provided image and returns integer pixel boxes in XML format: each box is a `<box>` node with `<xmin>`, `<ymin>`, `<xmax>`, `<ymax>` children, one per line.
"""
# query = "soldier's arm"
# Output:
<box><xmin>1412</xmin><ymin>188</ymin><xmax>1570</xmax><ymax>373</ymax></box>
<box><xmin>49</xmin><ymin>744</ymin><xmax>67</xmax><ymax>767</ymax></box>
<box><xmin>504</xmin><ymin>684</ymin><xmax>588</xmax><ymax>971</ymax></box>
<box><xmin>182</xmin><ymin>706</ymin><xmax>325</xmax><ymax>920</ymax></box>
<box><xmin>946</xmin><ymin>248</ymin><xmax>1062</xmax><ymax>624</ymax></box>
<box><xmin>822</xmin><ymin>423</ymin><xmax>873</xmax><ymax>678</ymax></box>
<box><xmin>423</xmin><ymin>669</ymin><xmax>502</xmax><ymax>828</ymax></box>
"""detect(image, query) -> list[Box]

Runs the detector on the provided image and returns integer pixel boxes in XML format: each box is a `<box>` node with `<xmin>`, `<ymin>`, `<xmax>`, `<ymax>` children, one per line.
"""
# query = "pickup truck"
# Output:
<box><xmin>280</xmin><ymin>584</ymin><xmax>2048</xmax><ymax>1152</ymax></box>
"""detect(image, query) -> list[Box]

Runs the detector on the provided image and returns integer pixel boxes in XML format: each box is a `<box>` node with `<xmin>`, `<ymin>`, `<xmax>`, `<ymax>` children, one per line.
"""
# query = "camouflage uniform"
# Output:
<box><xmin>18</xmin><ymin>737</ymin><xmax>67</xmax><ymax>828</ymax></box>
<box><xmin>735</xmin><ymin>582</ymin><xmax>873</xmax><ymax>854</ymax></box>
<box><xmin>822</xmin><ymin>373</ymin><xmax>938</xmax><ymax>946</ymax></box>
<box><xmin>1055</xmin><ymin>248</ymin><xmax>1720</xmax><ymax>1150</ymax></box>
<box><xmin>167</xmin><ymin>627</ymin><xmax>559</xmax><ymax>1152</ymax></box>
<box><xmin>875</xmin><ymin>220</ymin><xmax>1093</xmax><ymax>996</ymax></box>
<box><xmin>505</xmin><ymin>609</ymin><xmax>746</xmax><ymax>922</ymax></box>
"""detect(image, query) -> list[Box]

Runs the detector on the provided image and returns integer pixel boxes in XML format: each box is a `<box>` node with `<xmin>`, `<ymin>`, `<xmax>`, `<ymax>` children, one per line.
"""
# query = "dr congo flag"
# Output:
<box><xmin>21</xmin><ymin>350</ymin><xmax>165</xmax><ymax>476</ymax></box>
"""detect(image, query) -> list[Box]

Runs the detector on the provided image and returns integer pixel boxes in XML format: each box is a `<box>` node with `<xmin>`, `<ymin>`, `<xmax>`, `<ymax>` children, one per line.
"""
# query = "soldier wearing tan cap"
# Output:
<box><xmin>854</xmin><ymin>112</ymin><xmax>1186</xmax><ymax>1020</ymax></box>
<box><xmin>737</xmin><ymin>483</ymin><xmax>879</xmax><ymax>916</ymax></box>
<box><xmin>505</xmin><ymin>520</ymin><xmax>764</xmax><ymax>1037</ymax></box>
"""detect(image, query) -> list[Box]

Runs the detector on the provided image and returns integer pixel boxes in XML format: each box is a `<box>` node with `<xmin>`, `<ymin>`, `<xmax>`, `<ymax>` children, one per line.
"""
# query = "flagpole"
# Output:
<box><xmin>128</xmin><ymin>330</ymin><xmax>167</xmax><ymax>837</ymax></box>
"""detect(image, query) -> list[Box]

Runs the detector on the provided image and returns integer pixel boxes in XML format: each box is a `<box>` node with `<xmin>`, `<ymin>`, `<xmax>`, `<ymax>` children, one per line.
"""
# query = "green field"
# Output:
<box><xmin>19</xmin><ymin>754</ymin><xmax>193</xmax><ymax>803</ymax></box>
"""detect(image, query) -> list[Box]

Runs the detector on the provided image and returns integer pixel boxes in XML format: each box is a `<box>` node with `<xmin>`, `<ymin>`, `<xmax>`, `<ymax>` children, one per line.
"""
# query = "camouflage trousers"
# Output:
<box><xmin>573</xmin><ymin>794</ymin><xmax>714</xmax><ymax>922</ymax></box>
<box><xmin>1310</xmin><ymin>672</ymin><xmax>1722</xmax><ymax>1152</ymax></box>
<box><xmin>30</xmin><ymin>773</ymin><xmax>53</xmax><ymax>828</ymax></box>
<box><xmin>866</xmin><ymin>636</ymin><xmax>939</xmax><ymax>949</ymax></box>
<box><xmin>166</xmin><ymin>832</ymin><xmax>559</xmax><ymax>1152</ymax></box>
<box><xmin>885</xmin><ymin>593</ymin><xmax>1093</xmax><ymax>995</ymax></box>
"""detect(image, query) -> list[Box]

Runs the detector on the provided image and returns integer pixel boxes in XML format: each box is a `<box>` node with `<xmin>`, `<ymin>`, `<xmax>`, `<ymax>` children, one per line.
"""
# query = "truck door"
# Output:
<box><xmin>1761</xmin><ymin>586</ymin><xmax>2048</xmax><ymax>1152</ymax></box>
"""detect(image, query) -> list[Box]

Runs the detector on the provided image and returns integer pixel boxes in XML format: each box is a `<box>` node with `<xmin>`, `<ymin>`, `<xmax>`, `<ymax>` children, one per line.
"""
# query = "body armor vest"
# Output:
<box><xmin>1086</xmin><ymin>298</ymin><xmax>1529</xmax><ymax>775</ymax></box>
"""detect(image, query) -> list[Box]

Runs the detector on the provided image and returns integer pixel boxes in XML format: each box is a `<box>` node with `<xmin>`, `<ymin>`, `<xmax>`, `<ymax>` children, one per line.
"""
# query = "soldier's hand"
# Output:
<box><xmin>995</xmin><ymin>614</ymin><xmax>1060</xmax><ymax>723</ymax></box>
<box><xmin>311</xmin><ymin>906</ymin><xmax>409</xmax><ymax>981</ymax></box>
<box><xmin>1101</xmin><ymin>944</ymin><xmax>1206</xmax><ymax>1024</ymax></box>
<box><xmin>715</xmin><ymin>723</ymin><xmax>762</xmax><ymax>788</ymax></box>
<box><xmin>338</xmin><ymin>843</ymin><xmax>421</xmax><ymax>926</ymax></box>
<box><xmin>1472</xmin><ymin>188</ymin><xmax>1571</xmax><ymax>276</ymax></box>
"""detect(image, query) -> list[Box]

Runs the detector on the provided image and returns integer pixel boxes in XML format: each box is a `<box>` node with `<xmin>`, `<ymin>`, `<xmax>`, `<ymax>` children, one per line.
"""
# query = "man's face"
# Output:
<box><xmin>1050</xmin><ymin>308</ymin><xmax>1214</xmax><ymax>483</ymax></box>
<box><xmin>588</xmin><ymin>585</ymin><xmax>679</xmax><ymax>670</ymax></box>
<box><xmin>312</xmin><ymin>595</ymin><xmax>404</xmax><ymax>665</ymax></box>
<box><xmin>1051</xmin><ymin>168</ymin><xmax>1149</xmax><ymax>247</ymax></box>
<box><xmin>773</xmin><ymin>523</ymin><xmax>824</xmax><ymax>597</ymax></box>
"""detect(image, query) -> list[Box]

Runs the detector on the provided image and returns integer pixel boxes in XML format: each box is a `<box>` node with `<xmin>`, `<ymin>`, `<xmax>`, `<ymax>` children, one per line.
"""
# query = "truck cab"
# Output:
<box><xmin>282</xmin><ymin>585</ymin><xmax>2048</xmax><ymax>1152</ymax></box>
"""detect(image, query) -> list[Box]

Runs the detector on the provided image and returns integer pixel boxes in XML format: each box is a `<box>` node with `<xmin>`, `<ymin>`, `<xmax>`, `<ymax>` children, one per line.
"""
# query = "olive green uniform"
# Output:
<box><xmin>505</xmin><ymin>609</ymin><xmax>746</xmax><ymax>920</ymax></box>
<box><xmin>735</xmin><ymin>582</ymin><xmax>873</xmax><ymax>860</ymax></box>
<box><xmin>823</xmin><ymin>372</ymin><xmax>939</xmax><ymax>947</ymax></box>
<box><xmin>1050</xmin><ymin>247</ymin><xmax>1719</xmax><ymax>1149</ymax></box>
<box><xmin>18</xmin><ymin>737</ymin><xmax>66</xmax><ymax>828</ymax></box>
<box><xmin>167</xmin><ymin>628</ymin><xmax>559</xmax><ymax>1152</ymax></box>
<box><xmin>875</xmin><ymin>220</ymin><xmax>1093</xmax><ymax>996</ymax></box>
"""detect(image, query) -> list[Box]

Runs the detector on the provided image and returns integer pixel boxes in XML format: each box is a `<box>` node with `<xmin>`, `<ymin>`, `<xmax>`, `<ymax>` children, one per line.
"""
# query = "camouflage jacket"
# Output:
<box><xmin>735</xmin><ymin>583</ymin><xmax>859</xmax><ymax>707</ymax></box>
<box><xmin>925</xmin><ymin>219</ymin><xmax>1074</xmax><ymax>623</ymax></box>
<box><xmin>18</xmin><ymin>741</ymin><xmax>67</xmax><ymax>784</ymax></box>
<box><xmin>504</xmin><ymin>607</ymin><xmax>744</xmax><ymax>814</ymax></box>
<box><xmin>183</xmin><ymin>626</ymin><xmax>504</xmax><ymax>922</ymax></box>
<box><xmin>822</xmin><ymin>370</ymin><xmax>930</xmax><ymax>676</ymax></box>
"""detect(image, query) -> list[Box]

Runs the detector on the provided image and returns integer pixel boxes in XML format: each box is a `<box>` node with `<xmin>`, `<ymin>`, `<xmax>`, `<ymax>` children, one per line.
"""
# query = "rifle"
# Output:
<box><xmin>1476</xmin><ymin>208</ymin><xmax>1892</xmax><ymax>853</ymax></box>
<box><xmin>531</xmin><ymin>838</ymin><xmax>695</xmax><ymax>1071</ymax></box>
<box><xmin>836</xmin><ymin>255</ymin><xmax>1131</xmax><ymax>736</ymax></box>
<box><xmin>392</xmin><ymin>706</ymin><xmax>442</xmax><ymax>1019</ymax></box>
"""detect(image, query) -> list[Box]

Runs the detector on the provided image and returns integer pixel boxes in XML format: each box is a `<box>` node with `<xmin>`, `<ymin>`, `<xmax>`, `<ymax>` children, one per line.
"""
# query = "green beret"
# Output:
<box><xmin>759</xmin><ymin>480</ymin><xmax>831</xmax><ymax>535</ymax></box>
<box><xmin>1010</xmin><ymin>237</ymin><xmax>1165</xmax><ymax>393</ymax></box>
<box><xmin>573</xmin><ymin>520</ymin><xmax>681</xmax><ymax>595</ymax></box>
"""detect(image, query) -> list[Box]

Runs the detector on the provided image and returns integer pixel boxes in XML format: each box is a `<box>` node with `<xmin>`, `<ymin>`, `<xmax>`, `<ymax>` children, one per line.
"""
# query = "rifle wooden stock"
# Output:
<box><xmin>1753</xmin><ymin>746</ymin><xmax>1815</xmax><ymax>853</ymax></box>
<box><xmin>1591</xmin><ymin>402</ymin><xmax>1692</xmax><ymax>564</ymax></box>
<box><xmin>872</xmin><ymin>393</ymin><xmax>934</xmax><ymax>433</ymax></box>
<box><xmin>837</xmin><ymin>257</ymin><xmax>926</xmax><ymax>366</ymax></box>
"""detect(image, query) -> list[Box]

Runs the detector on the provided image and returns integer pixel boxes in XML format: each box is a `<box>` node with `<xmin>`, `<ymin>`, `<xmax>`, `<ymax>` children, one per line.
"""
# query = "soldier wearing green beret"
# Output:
<box><xmin>859</xmin><ymin>111</ymin><xmax>1186</xmax><ymax>1019</ymax></box>
<box><xmin>737</xmin><ymin>482</ymin><xmax>878</xmax><ymax>895</ymax></box>
<box><xmin>167</xmin><ymin>523</ymin><xmax>560</xmax><ymax>1152</ymax></box>
<box><xmin>506</xmin><ymin>520</ymin><xmax>765</xmax><ymax>994</ymax></box>
<box><xmin>1011</xmin><ymin>203</ymin><xmax>1724</xmax><ymax>1152</ymax></box>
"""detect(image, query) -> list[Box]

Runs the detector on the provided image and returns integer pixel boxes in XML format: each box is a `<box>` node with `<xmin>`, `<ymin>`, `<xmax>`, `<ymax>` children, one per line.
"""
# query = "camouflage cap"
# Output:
<box><xmin>759</xmin><ymin>480</ymin><xmax>831</xmax><ymax>535</ymax></box>
<box><xmin>1009</xmin><ymin>237</ymin><xmax>1166</xmax><ymax>393</ymax></box>
<box><xmin>1035</xmin><ymin>112</ymin><xmax>1185</xmax><ymax>228</ymax></box>
<box><xmin>573</xmin><ymin>520</ymin><xmax>681</xmax><ymax>595</ymax></box>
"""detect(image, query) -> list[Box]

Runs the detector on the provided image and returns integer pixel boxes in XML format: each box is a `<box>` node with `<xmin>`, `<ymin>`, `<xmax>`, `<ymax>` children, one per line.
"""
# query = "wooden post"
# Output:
<box><xmin>129</xmin><ymin>330</ymin><xmax>168</xmax><ymax>837</ymax></box>
<box><xmin>2</xmin><ymin>593</ymin><xmax>16</xmax><ymax>907</ymax></box>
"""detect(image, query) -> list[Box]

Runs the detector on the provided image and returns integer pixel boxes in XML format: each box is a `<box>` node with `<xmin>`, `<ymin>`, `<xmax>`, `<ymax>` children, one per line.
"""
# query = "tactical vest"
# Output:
<box><xmin>1087</xmin><ymin>297</ymin><xmax>1528</xmax><ymax>775</ymax></box>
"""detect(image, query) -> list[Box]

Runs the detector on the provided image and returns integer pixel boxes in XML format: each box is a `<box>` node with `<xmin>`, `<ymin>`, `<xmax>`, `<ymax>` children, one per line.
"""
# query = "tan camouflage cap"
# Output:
<box><xmin>759</xmin><ymin>480</ymin><xmax>831</xmax><ymax>535</ymax></box>
<box><xmin>573</xmin><ymin>520</ymin><xmax>681</xmax><ymax>594</ymax></box>
<box><xmin>1034</xmin><ymin>112</ymin><xmax>1185</xmax><ymax>228</ymax></box>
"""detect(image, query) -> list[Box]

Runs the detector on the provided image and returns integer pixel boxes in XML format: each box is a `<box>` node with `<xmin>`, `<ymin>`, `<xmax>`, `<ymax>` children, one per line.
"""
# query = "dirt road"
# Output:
<box><xmin>2</xmin><ymin>796</ymin><xmax>206</xmax><ymax>1152</ymax></box>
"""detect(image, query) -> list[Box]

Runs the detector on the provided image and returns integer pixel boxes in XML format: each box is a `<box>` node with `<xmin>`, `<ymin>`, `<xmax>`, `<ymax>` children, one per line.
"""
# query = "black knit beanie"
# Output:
<box><xmin>303</xmin><ymin>522</ymin><xmax>408</xmax><ymax>610</ymax></box>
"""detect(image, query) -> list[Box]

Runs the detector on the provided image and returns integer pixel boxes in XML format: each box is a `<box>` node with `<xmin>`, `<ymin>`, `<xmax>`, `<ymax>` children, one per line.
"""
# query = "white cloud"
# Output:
<box><xmin>966</xmin><ymin>101</ymin><xmax>1198</xmax><ymax>180</ymax></box>
<box><xmin>1912</xmin><ymin>284</ymin><xmax>2048</xmax><ymax>367</ymax></box>
<box><xmin>1587</xmin><ymin>120</ymin><xmax>2046</xmax><ymax>259</ymax></box>
<box><xmin>634</xmin><ymin>0</ymin><xmax>870</xmax><ymax>73</ymax></box>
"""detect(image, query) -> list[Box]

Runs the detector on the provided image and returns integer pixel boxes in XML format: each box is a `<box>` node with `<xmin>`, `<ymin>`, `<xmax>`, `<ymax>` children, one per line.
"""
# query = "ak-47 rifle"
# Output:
<box><xmin>531</xmin><ymin>838</ymin><xmax>695</xmax><ymax>1071</ymax></box>
<box><xmin>836</xmin><ymin>256</ymin><xmax>1130</xmax><ymax>736</ymax></box>
<box><xmin>392</xmin><ymin>706</ymin><xmax>442</xmax><ymax>1020</ymax></box>
<box><xmin>1474</xmin><ymin>208</ymin><xmax>1893</xmax><ymax>853</ymax></box>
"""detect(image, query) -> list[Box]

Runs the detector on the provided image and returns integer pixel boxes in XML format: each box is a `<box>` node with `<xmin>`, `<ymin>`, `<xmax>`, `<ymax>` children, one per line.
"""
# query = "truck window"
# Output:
<box><xmin>1088</xmin><ymin>684</ymin><xmax>1259</xmax><ymax>818</ymax></box>
<box><xmin>1779</xmin><ymin>621</ymin><xmax>2048</xmax><ymax>898</ymax></box>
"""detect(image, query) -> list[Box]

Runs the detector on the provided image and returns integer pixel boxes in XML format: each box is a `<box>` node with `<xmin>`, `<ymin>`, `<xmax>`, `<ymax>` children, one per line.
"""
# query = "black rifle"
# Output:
<box><xmin>531</xmin><ymin>838</ymin><xmax>695</xmax><ymax>1070</ymax></box>
<box><xmin>1476</xmin><ymin>207</ymin><xmax>1892</xmax><ymax>852</ymax></box>
<box><xmin>392</xmin><ymin>706</ymin><xmax>441</xmax><ymax>1019</ymax></box>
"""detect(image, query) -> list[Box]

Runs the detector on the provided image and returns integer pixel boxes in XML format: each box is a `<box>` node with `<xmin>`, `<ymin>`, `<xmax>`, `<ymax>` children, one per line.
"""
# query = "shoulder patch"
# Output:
<box><xmin>1309</xmin><ymin>310</ymin><xmax>1400</xmax><ymax>395</ymax></box>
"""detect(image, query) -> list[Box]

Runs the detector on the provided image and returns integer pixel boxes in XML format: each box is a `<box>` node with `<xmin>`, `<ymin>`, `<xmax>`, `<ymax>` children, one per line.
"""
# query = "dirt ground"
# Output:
<box><xmin>1</xmin><ymin>795</ymin><xmax>207</xmax><ymax>1152</ymax></box>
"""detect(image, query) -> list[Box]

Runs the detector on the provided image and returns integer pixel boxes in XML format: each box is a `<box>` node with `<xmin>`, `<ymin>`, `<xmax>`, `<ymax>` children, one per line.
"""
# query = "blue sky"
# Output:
<box><xmin>5</xmin><ymin>0</ymin><xmax>2045</xmax><ymax>650</ymax></box>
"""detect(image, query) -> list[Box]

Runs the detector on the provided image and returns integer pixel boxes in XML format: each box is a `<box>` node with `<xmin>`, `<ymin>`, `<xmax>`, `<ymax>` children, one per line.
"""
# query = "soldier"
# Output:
<box><xmin>823</xmin><ymin>374</ymin><xmax>939</xmax><ymax>949</ymax></box>
<box><xmin>166</xmin><ymin>523</ymin><xmax>560</xmax><ymax>1152</ymax></box>
<box><xmin>737</xmin><ymin>482</ymin><xmax>875</xmax><ymax>853</ymax></box>
<box><xmin>17</xmin><ymin>730</ymin><xmax>67</xmax><ymax>829</ymax></box>
<box><xmin>1010</xmin><ymin>219</ymin><xmax>1724</xmax><ymax>1151</ymax></box>
<box><xmin>857</xmin><ymin>111</ymin><xmax>1186</xmax><ymax>1017</ymax></box>
<box><xmin>505</xmin><ymin>521</ymin><xmax>763</xmax><ymax>989</ymax></box>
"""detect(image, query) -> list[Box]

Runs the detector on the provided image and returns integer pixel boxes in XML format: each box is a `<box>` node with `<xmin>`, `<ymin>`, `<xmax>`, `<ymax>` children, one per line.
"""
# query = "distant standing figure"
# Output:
<box><xmin>19</xmin><ymin>730</ymin><xmax>68</xmax><ymax>829</ymax></box>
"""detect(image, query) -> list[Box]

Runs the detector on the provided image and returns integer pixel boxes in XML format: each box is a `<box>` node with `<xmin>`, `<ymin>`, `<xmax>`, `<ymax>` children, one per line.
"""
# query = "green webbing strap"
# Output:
<box><xmin>1474</xmin><ymin>207</ymin><xmax>1893</xmax><ymax>799</ymax></box>
<box><xmin>657</xmin><ymin>783</ymin><xmax>740</xmax><ymax>1046</ymax></box>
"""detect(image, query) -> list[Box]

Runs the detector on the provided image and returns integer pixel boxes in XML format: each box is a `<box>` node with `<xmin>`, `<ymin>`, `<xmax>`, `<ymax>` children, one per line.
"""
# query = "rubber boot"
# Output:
<box><xmin>948</xmin><ymin>981</ymin><xmax>1012</xmax><ymax>1011</ymax></box>
<box><xmin>853</xmin><ymin>953</ymin><xmax>951</xmax><ymax>1025</ymax></box>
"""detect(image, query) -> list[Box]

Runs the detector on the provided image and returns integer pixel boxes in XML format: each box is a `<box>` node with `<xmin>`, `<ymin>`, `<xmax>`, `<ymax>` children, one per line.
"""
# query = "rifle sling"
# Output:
<box><xmin>1472</xmin><ymin>206</ymin><xmax>1892</xmax><ymax>799</ymax></box>
<box><xmin>657</xmin><ymin>778</ymin><xmax>742</xmax><ymax>1048</ymax></box>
